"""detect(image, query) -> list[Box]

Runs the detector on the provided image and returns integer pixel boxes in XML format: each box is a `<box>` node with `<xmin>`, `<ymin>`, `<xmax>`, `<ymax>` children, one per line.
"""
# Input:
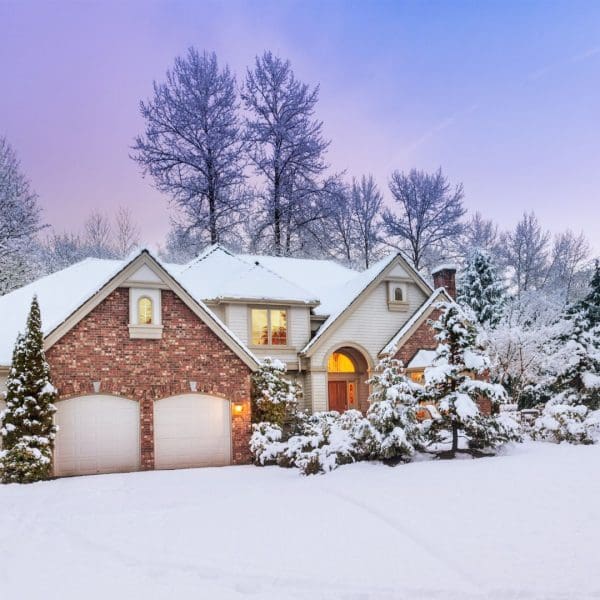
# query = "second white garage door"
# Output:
<box><xmin>154</xmin><ymin>394</ymin><xmax>231</xmax><ymax>469</ymax></box>
<box><xmin>54</xmin><ymin>395</ymin><xmax>140</xmax><ymax>477</ymax></box>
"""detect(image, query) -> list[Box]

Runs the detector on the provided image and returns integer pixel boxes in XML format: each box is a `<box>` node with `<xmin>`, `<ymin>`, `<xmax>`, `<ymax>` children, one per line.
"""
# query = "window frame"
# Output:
<box><xmin>249</xmin><ymin>306</ymin><xmax>290</xmax><ymax>347</ymax></box>
<box><xmin>137</xmin><ymin>296</ymin><xmax>154</xmax><ymax>325</ymax></box>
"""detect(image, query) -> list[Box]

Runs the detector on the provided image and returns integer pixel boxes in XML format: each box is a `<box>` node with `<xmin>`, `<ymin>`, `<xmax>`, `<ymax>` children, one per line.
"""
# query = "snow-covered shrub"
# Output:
<box><xmin>422</xmin><ymin>302</ymin><xmax>513</xmax><ymax>457</ymax></box>
<box><xmin>250</xmin><ymin>410</ymin><xmax>380</xmax><ymax>475</ymax></box>
<box><xmin>249</xmin><ymin>422</ymin><xmax>284</xmax><ymax>465</ymax></box>
<box><xmin>366</xmin><ymin>356</ymin><xmax>424</xmax><ymax>462</ymax></box>
<box><xmin>251</xmin><ymin>358</ymin><xmax>302</xmax><ymax>428</ymax></box>
<box><xmin>0</xmin><ymin>297</ymin><xmax>57</xmax><ymax>483</ymax></box>
<box><xmin>533</xmin><ymin>403</ymin><xmax>599</xmax><ymax>445</ymax></box>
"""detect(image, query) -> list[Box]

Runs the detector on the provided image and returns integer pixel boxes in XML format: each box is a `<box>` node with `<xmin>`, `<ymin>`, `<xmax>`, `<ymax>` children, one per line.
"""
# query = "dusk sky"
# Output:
<box><xmin>1</xmin><ymin>0</ymin><xmax>599</xmax><ymax>253</ymax></box>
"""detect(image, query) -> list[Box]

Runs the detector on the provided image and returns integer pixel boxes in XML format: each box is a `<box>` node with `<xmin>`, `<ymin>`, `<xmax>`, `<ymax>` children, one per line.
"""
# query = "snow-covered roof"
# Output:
<box><xmin>380</xmin><ymin>288</ymin><xmax>451</xmax><ymax>357</ymax></box>
<box><xmin>0</xmin><ymin>257</ymin><xmax>126</xmax><ymax>364</ymax></box>
<box><xmin>173</xmin><ymin>246</ymin><xmax>319</xmax><ymax>305</ymax></box>
<box><xmin>407</xmin><ymin>349</ymin><xmax>437</xmax><ymax>369</ymax></box>
<box><xmin>301</xmin><ymin>253</ymin><xmax>401</xmax><ymax>354</ymax></box>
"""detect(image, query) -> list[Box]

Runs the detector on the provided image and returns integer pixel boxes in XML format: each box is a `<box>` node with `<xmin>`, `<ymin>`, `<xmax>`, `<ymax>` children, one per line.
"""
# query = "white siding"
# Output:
<box><xmin>309</xmin><ymin>371</ymin><xmax>328</xmax><ymax>412</ymax></box>
<box><xmin>208</xmin><ymin>304</ymin><xmax>226</xmax><ymax>323</ymax></box>
<box><xmin>225</xmin><ymin>304</ymin><xmax>249</xmax><ymax>345</ymax></box>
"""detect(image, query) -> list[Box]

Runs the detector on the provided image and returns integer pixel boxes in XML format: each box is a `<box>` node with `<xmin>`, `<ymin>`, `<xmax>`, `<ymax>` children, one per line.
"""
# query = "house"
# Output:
<box><xmin>0</xmin><ymin>245</ymin><xmax>455</xmax><ymax>477</ymax></box>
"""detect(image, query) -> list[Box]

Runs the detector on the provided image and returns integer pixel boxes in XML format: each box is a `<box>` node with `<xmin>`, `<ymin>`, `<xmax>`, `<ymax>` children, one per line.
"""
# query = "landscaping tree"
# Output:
<box><xmin>422</xmin><ymin>302</ymin><xmax>511</xmax><ymax>458</ymax></box>
<box><xmin>458</xmin><ymin>249</ymin><xmax>505</xmax><ymax>328</ymax></box>
<box><xmin>251</xmin><ymin>358</ymin><xmax>302</xmax><ymax>428</ymax></box>
<box><xmin>366</xmin><ymin>356</ymin><xmax>424</xmax><ymax>462</ymax></box>
<box><xmin>577</xmin><ymin>260</ymin><xmax>600</xmax><ymax>327</ymax></box>
<box><xmin>0</xmin><ymin>296</ymin><xmax>57</xmax><ymax>483</ymax></box>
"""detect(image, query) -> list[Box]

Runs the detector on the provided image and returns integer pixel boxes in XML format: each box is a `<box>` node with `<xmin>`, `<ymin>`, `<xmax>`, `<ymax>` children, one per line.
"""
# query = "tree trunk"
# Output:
<box><xmin>450</xmin><ymin>421</ymin><xmax>458</xmax><ymax>458</ymax></box>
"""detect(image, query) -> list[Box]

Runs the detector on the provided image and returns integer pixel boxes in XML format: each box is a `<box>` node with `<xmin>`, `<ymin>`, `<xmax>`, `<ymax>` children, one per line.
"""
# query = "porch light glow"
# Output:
<box><xmin>233</xmin><ymin>402</ymin><xmax>244</xmax><ymax>414</ymax></box>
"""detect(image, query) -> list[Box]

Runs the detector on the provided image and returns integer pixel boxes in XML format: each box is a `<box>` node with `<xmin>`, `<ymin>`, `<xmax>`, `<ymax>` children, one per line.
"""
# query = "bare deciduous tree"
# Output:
<box><xmin>242</xmin><ymin>51</ymin><xmax>329</xmax><ymax>256</ymax></box>
<box><xmin>84</xmin><ymin>211</ymin><xmax>114</xmax><ymax>259</ymax></box>
<box><xmin>545</xmin><ymin>230</ymin><xmax>591</xmax><ymax>302</ymax></box>
<box><xmin>383</xmin><ymin>168</ymin><xmax>465</xmax><ymax>271</ymax></box>
<box><xmin>133</xmin><ymin>48</ymin><xmax>245</xmax><ymax>245</ymax></box>
<box><xmin>114</xmin><ymin>207</ymin><xmax>141</xmax><ymax>257</ymax></box>
<box><xmin>351</xmin><ymin>175</ymin><xmax>383</xmax><ymax>268</ymax></box>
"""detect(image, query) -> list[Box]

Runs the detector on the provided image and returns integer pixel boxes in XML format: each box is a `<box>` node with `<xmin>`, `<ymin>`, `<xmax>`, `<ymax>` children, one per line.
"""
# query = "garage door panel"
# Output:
<box><xmin>55</xmin><ymin>395</ymin><xmax>140</xmax><ymax>477</ymax></box>
<box><xmin>154</xmin><ymin>394</ymin><xmax>231</xmax><ymax>469</ymax></box>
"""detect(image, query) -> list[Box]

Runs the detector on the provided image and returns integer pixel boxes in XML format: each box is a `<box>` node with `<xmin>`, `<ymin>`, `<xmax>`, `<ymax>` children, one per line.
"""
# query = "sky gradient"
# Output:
<box><xmin>1</xmin><ymin>0</ymin><xmax>599</xmax><ymax>253</ymax></box>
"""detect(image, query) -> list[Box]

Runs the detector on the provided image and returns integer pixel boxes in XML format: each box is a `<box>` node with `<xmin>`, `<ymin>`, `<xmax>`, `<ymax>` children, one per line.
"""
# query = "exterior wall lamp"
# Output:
<box><xmin>232</xmin><ymin>402</ymin><xmax>244</xmax><ymax>415</ymax></box>
<box><xmin>92</xmin><ymin>381</ymin><xmax>101</xmax><ymax>393</ymax></box>
<box><xmin>189</xmin><ymin>381</ymin><xmax>198</xmax><ymax>392</ymax></box>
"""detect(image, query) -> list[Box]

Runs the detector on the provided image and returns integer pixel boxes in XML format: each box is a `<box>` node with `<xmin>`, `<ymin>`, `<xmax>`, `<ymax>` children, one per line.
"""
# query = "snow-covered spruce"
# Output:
<box><xmin>0</xmin><ymin>296</ymin><xmax>57</xmax><ymax>483</ymax></box>
<box><xmin>251</xmin><ymin>357</ymin><xmax>302</xmax><ymax>428</ymax></box>
<box><xmin>422</xmin><ymin>302</ymin><xmax>519</xmax><ymax>457</ymax></box>
<box><xmin>365</xmin><ymin>356</ymin><xmax>424</xmax><ymax>462</ymax></box>
<box><xmin>457</xmin><ymin>248</ymin><xmax>505</xmax><ymax>328</ymax></box>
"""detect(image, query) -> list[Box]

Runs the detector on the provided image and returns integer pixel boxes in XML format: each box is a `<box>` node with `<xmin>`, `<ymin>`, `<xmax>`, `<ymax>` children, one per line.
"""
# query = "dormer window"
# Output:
<box><xmin>138</xmin><ymin>297</ymin><xmax>153</xmax><ymax>325</ymax></box>
<box><xmin>129</xmin><ymin>288</ymin><xmax>163</xmax><ymax>339</ymax></box>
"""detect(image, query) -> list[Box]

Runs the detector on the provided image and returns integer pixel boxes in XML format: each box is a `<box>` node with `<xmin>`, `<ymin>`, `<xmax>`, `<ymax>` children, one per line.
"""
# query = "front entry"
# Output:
<box><xmin>327</xmin><ymin>347</ymin><xmax>368</xmax><ymax>413</ymax></box>
<box><xmin>328</xmin><ymin>381</ymin><xmax>348</xmax><ymax>412</ymax></box>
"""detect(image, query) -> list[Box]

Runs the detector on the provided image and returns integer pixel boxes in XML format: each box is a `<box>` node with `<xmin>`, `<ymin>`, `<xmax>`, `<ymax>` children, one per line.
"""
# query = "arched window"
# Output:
<box><xmin>394</xmin><ymin>286</ymin><xmax>404</xmax><ymax>302</ymax></box>
<box><xmin>327</xmin><ymin>352</ymin><xmax>355</xmax><ymax>373</ymax></box>
<box><xmin>138</xmin><ymin>297</ymin><xmax>153</xmax><ymax>325</ymax></box>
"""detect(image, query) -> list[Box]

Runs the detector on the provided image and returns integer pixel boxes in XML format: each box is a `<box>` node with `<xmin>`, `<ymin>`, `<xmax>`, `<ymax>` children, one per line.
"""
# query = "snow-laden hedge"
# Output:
<box><xmin>533</xmin><ymin>404</ymin><xmax>600</xmax><ymax>445</ymax></box>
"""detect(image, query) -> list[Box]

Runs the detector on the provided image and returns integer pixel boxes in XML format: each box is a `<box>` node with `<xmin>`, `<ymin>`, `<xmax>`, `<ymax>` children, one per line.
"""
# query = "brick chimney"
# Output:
<box><xmin>431</xmin><ymin>264</ymin><xmax>457</xmax><ymax>299</ymax></box>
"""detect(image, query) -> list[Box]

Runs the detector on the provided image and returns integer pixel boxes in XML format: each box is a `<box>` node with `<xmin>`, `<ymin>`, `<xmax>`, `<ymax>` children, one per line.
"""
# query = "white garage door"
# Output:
<box><xmin>154</xmin><ymin>394</ymin><xmax>231</xmax><ymax>469</ymax></box>
<box><xmin>55</xmin><ymin>395</ymin><xmax>140</xmax><ymax>477</ymax></box>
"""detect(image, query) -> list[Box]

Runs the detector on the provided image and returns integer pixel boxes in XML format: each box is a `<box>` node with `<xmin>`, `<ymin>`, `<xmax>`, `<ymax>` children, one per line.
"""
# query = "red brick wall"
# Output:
<box><xmin>393</xmin><ymin>309</ymin><xmax>441</xmax><ymax>366</ymax></box>
<box><xmin>47</xmin><ymin>288</ymin><xmax>253</xmax><ymax>468</ymax></box>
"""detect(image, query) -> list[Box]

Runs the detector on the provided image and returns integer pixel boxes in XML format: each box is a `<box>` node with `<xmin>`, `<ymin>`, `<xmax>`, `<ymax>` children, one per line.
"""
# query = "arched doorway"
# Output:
<box><xmin>327</xmin><ymin>346</ymin><xmax>370</xmax><ymax>413</ymax></box>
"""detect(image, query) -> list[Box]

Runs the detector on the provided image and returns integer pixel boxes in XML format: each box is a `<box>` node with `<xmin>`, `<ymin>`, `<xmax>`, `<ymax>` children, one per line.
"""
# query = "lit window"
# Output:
<box><xmin>328</xmin><ymin>352</ymin><xmax>355</xmax><ymax>373</ymax></box>
<box><xmin>251</xmin><ymin>308</ymin><xmax>288</xmax><ymax>345</ymax></box>
<box><xmin>138</xmin><ymin>297</ymin><xmax>153</xmax><ymax>325</ymax></box>
<box><xmin>394</xmin><ymin>287</ymin><xmax>404</xmax><ymax>302</ymax></box>
<box><xmin>409</xmin><ymin>370</ymin><xmax>425</xmax><ymax>384</ymax></box>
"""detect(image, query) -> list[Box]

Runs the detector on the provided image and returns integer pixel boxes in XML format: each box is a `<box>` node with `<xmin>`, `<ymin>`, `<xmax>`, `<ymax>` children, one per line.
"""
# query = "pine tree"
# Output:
<box><xmin>251</xmin><ymin>357</ymin><xmax>302</xmax><ymax>428</ymax></box>
<box><xmin>578</xmin><ymin>260</ymin><xmax>600</xmax><ymax>328</ymax></box>
<box><xmin>0</xmin><ymin>296</ymin><xmax>57</xmax><ymax>483</ymax></box>
<box><xmin>366</xmin><ymin>357</ymin><xmax>424</xmax><ymax>462</ymax></box>
<box><xmin>458</xmin><ymin>249</ymin><xmax>505</xmax><ymax>328</ymax></box>
<box><xmin>422</xmin><ymin>302</ymin><xmax>513</xmax><ymax>458</ymax></box>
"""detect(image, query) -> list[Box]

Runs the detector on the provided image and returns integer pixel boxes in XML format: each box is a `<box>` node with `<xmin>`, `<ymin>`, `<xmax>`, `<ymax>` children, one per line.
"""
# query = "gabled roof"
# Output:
<box><xmin>301</xmin><ymin>252</ymin><xmax>434</xmax><ymax>356</ymax></box>
<box><xmin>379</xmin><ymin>287</ymin><xmax>452</xmax><ymax>357</ymax></box>
<box><xmin>173</xmin><ymin>245</ymin><xmax>320</xmax><ymax>305</ymax></box>
<box><xmin>0</xmin><ymin>249</ymin><xmax>260</xmax><ymax>370</ymax></box>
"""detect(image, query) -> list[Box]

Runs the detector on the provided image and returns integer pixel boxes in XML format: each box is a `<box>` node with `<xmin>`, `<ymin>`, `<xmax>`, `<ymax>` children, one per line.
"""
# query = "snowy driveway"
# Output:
<box><xmin>0</xmin><ymin>442</ymin><xmax>599</xmax><ymax>599</ymax></box>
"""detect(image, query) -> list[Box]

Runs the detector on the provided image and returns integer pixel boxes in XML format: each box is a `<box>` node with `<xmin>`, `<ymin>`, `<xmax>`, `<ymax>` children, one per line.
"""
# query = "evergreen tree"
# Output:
<box><xmin>366</xmin><ymin>357</ymin><xmax>424</xmax><ymax>462</ymax></box>
<box><xmin>458</xmin><ymin>249</ymin><xmax>505</xmax><ymax>328</ymax></box>
<box><xmin>0</xmin><ymin>296</ymin><xmax>57</xmax><ymax>483</ymax></box>
<box><xmin>251</xmin><ymin>358</ymin><xmax>302</xmax><ymax>428</ymax></box>
<box><xmin>578</xmin><ymin>260</ymin><xmax>600</xmax><ymax>327</ymax></box>
<box><xmin>422</xmin><ymin>302</ymin><xmax>513</xmax><ymax>458</ymax></box>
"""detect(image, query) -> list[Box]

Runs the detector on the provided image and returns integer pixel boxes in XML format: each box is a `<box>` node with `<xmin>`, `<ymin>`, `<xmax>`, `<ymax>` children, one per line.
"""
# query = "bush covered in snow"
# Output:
<box><xmin>250</xmin><ymin>410</ymin><xmax>380</xmax><ymax>475</ymax></box>
<box><xmin>365</xmin><ymin>356</ymin><xmax>424</xmax><ymax>462</ymax></box>
<box><xmin>533</xmin><ymin>404</ymin><xmax>600</xmax><ymax>445</ymax></box>
<box><xmin>251</xmin><ymin>358</ymin><xmax>302</xmax><ymax>428</ymax></box>
<box><xmin>0</xmin><ymin>297</ymin><xmax>57</xmax><ymax>483</ymax></box>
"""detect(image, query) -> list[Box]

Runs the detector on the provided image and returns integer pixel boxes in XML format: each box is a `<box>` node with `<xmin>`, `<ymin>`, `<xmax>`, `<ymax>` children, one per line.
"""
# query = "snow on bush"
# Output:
<box><xmin>251</xmin><ymin>357</ymin><xmax>302</xmax><ymax>427</ymax></box>
<box><xmin>533</xmin><ymin>404</ymin><xmax>600</xmax><ymax>445</ymax></box>
<box><xmin>366</xmin><ymin>356</ymin><xmax>424</xmax><ymax>462</ymax></box>
<box><xmin>0</xmin><ymin>297</ymin><xmax>57</xmax><ymax>484</ymax></box>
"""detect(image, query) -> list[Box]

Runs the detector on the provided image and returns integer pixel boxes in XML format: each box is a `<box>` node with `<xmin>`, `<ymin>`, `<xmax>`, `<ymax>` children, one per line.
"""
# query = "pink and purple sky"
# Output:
<box><xmin>1</xmin><ymin>0</ymin><xmax>599</xmax><ymax>252</ymax></box>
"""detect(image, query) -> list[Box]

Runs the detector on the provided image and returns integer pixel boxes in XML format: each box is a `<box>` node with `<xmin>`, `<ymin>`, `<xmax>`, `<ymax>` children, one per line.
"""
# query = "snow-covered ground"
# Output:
<box><xmin>1</xmin><ymin>442</ymin><xmax>598</xmax><ymax>600</ymax></box>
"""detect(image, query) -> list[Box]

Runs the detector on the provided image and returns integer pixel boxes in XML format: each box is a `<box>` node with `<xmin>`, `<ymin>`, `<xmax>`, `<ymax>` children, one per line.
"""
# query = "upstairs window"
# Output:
<box><xmin>394</xmin><ymin>287</ymin><xmax>404</xmax><ymax>302</ymax></box>
<box><xmin>138</xmin><ymin>297</ymin><xmax>153</xmax><ymax>325</ymax></box>
<box><xmin>251</xmin><ymin>308</ymin><xmax>288</xmax><ymax>345</ymax></box>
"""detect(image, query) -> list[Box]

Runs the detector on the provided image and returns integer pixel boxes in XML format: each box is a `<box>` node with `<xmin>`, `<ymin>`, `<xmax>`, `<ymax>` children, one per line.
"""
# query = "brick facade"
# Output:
<box><xmin>46</xmin><ymin>288</ymin><xmax>253</xmax><ymax>469</ymax></box>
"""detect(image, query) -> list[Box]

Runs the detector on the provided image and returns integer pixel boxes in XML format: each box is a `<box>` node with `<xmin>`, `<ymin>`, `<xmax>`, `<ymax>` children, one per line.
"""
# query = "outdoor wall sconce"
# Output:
<box><xmin>189</xmin><ymin>381</ymin><xmax>198</xmax><ymax>392</ymax></box>
<box><xmin>233</xmin><ymin>402</ymin><xmax>244</xmax><ymax>415</ymax></box>
<box><xmin>92</xmin><ymin>381</ymin><xmax>101</xmax><ymax>393</ymax></box>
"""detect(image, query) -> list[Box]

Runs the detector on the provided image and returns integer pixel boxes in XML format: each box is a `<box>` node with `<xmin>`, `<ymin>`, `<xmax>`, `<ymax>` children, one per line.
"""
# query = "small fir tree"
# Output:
<box><xmin>457</xmin><ymin>249</ymin><xmax>505</xmax><ymax>328</ymax></box>
<box><xmin>251</xmin><ymin>357</ymin><xmax>302</xmax><ymax>428</ymax></box>
<box><xmin>422</xmin><ymin>302</ymin><xmax>511</xmax><ymax>458</ymax></box>
<box><xmin>366</xmin><ymin>357</ymin><xmax>424</xmax><ymax>462</ymax></box>
<box><xmin>576</xmin><ymin>260</ymin><xmax>600</xmax><ymax>328</ymax></box>
<box><xmin>0</xmin><ymin>296</ymin><xmax>57</xmax><ymax>483</ymax></box>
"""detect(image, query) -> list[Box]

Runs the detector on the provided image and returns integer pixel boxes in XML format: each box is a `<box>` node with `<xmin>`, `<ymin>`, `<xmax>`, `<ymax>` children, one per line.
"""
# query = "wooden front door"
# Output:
<box><xmin>328</xmin><ymin>381</ymin><xmax>348</xmax><ymax>413</ymax></box>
